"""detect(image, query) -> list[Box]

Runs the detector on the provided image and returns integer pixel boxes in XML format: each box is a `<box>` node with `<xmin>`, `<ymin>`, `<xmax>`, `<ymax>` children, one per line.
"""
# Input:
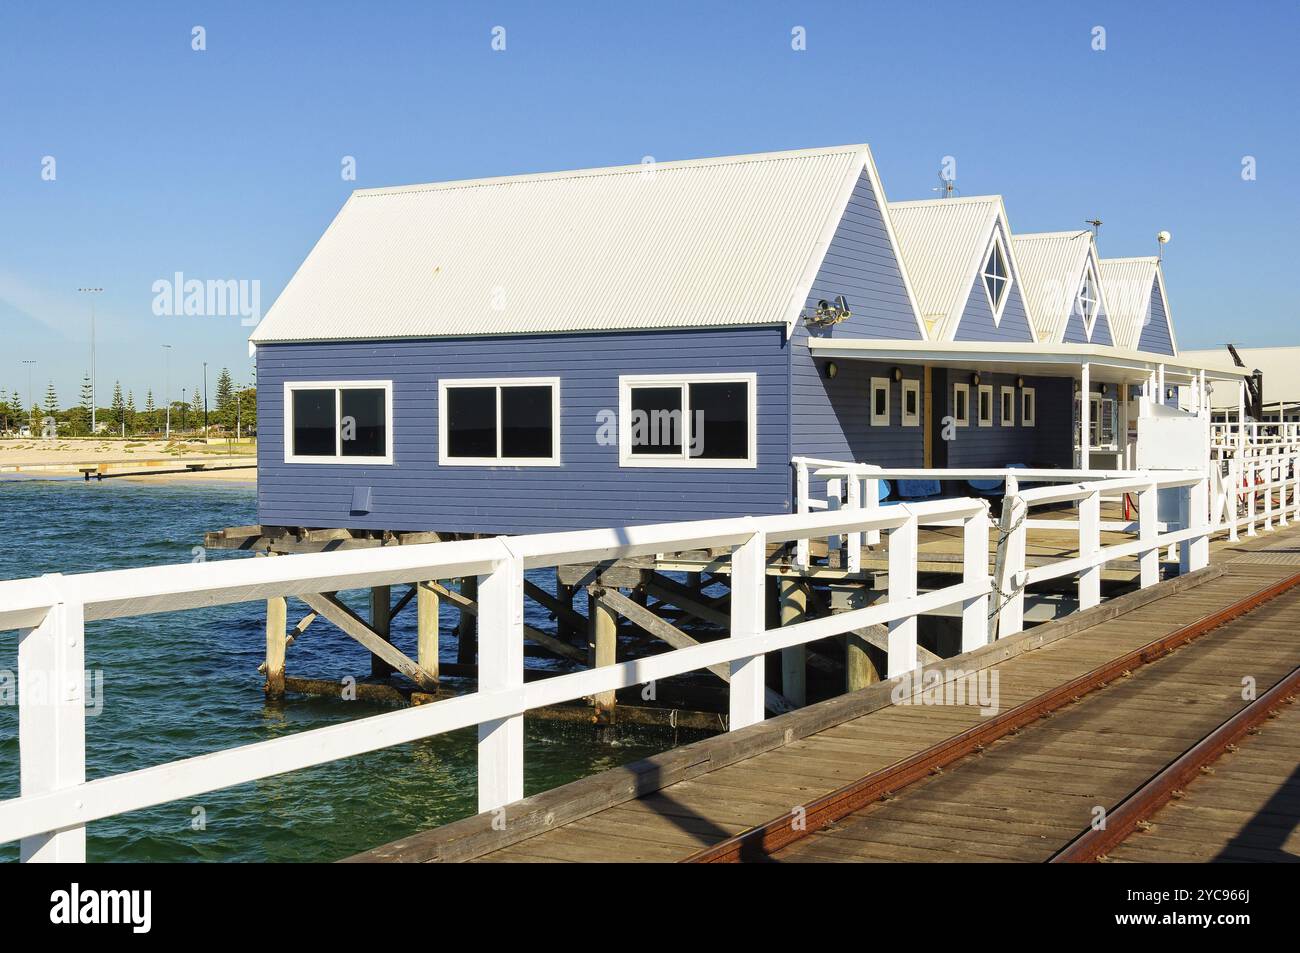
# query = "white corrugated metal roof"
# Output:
<box><xmin>887</xmin><ymin>196</ymin><xmax>1036</xmax><ymax>341</ymax></box>
<box><xmin>1011</xmin><ymin>230</ymin><xmax>1101</xmax><ymax>343</ymax></box>
<box><xmin>888</xmin><ymin>197</ymin><xmax>998</xmax><ymax>338</ymax></box>
<box><xmin>1099</xmin><ymin>256</ymin><xmax>1160</xmax><ymax>350</ymax></box>
<box><xmin>250</xmin><ymin>145</ymin><xmax>883</xmax><ymax>343</ymax></box>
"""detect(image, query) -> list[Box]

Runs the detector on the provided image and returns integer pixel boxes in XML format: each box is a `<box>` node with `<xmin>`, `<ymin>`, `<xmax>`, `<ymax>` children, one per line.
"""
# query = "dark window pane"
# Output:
<box><xmin>980</xmin><ymin>390</ymin><xmax>991</xmax><ymax>419</ymax></box>
<box><xmin>292</xmin><ymin>389</ymin><xmax>336</xmax><ymax>457</ymax></box>
<box><xmin>956</xmin><ymin>390</ymin><xmax>967</xmax><ymax>419</ymax></box>
<box><xmin>690</xmin><ymin>381</ymin><xmax>748</xmax><ymax>460</ymax></box>
<box><xmin>340</xmin><ymin>388</ymin><xmax>386</xmax><ymax>457</ymax></box>
<box><xmin>874</xmin><ymin>387</ymin><xmax>887</xmax><ymax>418</ymax></box>
<box><xmin>905</xmin><ymin>389</ymin><xmax>917</xmax><ymax>416</ymax></box>
<box><xmin>630</xmin><ymin>386</ymin><xmax>683</xmax><ymax>455</ymax></box>
<box><xmin>447</xmin><ymin>386</ymin><xmax>497</xmax><ymax>458</ymax></box>
<box><xmin>501</xmin><ymin>385</ymin><xmax>554</xmax><ymax>458</ymax></box>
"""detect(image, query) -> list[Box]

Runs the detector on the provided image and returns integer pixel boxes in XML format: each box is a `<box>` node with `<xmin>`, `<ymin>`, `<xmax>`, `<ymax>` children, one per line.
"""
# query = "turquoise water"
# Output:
<box><xmin>0</xmin><ymin>479</ymin><xmax>678</xmax><ymax>862</ymax></box>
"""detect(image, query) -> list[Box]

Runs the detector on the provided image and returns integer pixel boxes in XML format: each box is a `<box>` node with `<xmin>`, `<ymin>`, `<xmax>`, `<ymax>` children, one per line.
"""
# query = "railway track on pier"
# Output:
<box><xmin>687</xmin><ymin>567</ymin><xmax>1300</xmax><ymax>864</ymax></box>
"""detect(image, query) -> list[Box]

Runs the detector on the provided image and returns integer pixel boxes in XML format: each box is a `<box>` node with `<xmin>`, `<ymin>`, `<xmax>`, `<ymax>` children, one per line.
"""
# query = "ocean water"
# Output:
<box><xmin>0</xmin><ymin>478</ymin><xmax>680</xmax><ymax>862</ymax></box>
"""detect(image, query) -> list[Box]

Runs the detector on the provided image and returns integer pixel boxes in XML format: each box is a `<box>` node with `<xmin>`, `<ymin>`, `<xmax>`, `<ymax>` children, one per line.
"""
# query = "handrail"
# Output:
<box><xmin>1</xmin><ymin>497</ymin><xmax>991</xmax><ymax>861</ymax></box>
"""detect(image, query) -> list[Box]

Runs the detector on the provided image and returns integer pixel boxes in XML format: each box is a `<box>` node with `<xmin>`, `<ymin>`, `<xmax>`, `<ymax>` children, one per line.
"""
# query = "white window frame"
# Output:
<box><xmin>901</xmin><ymin>379</ymin><xmax>921</xmax><ymax>427</ymax></box>
<box><xmin>952</xmin><ymin>382</ymin><xmax>970</xmax><ymax>428</ymax></box>
<box><xmin>283</xmin><ymin>380</ymin><xmax>394</xmax><ymax>465</ymax></box>
<box><xmin>1021</xmin><ymin>386</ymin><xmax>1036</xmax><ymax>428</ymax></box>
<box><xmin>977</xmin><ymin>384</ymin><xmax>994</xmax><ymax>427</ymax></box>
<box><xmin>1077</xmin><ymin>262</ymin><xmax>1100</xmax><ymax>336</ymax></box>
<box><xmin>438</xmin><ymin>377</ymin><xmax>562</xmax><ymax>467</ymax></box>
<box><xmin>869</xmin><ymin>377</ymin><xmax>891</xmax><ymax>427</ymax></box>
<box><xmin>999</xmin><ymin>386</ymin><xmax>1015</xmax><ymax>427</ymax></box>
<box><xmin>980</xmin><ymin>233</ymin><xmax>1013</xmax><ymax>324</ymax></box>
<box><xmin>618</xmin><ymin>372</ymin><xmax>757</xmax><ymax>469</ymax></box>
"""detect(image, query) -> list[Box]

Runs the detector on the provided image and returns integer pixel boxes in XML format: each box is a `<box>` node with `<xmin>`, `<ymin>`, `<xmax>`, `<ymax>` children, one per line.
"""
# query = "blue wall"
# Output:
<box><xmin>256</xmin><ymin>327</ymin><xmax>792</xmax><ymax>534</ymax></box>
<box><xmin>953</xmin><ymin>223</ymin><xmax>1036</xmax><ymax>343</ymax></box>
<box><xmin>804</xmin><ymin>170</ymin><xmax>921</xmax><ymax>341</ymax></box>
<box><xmin>940</xmin><ymin>372</ymin><xmax>1073</xmax><ymax>468</ymax></box>
<box><xmin>1136</xmin><ymin>279</ymin><xmax>1175</xmax><ymax>355</ymax></box>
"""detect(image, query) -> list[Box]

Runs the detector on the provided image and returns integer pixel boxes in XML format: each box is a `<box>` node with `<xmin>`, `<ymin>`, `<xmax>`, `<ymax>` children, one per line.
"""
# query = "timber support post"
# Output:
<box><xmin>370</xmin><ymin>585</ymin><xmax>393</xmax><ymax>679</ymax></box>
<box><xmin>265</xmin><ymin>595</ymin><xmax>287</xmax><ymax>698</ymax></box>
<box><xmin>779</xmin><ymin>578</ymin><xmax>808</xmax><ymax>707</ymax></box>
<box><xmin>417</xmin><ymin>581</ymin><xmax>440</xmax><ymax>682</ymax></box>
<box><xmin>588</xmin><ymin>587</ymin><xmax>618</xmax><ymax>712</ymax></box>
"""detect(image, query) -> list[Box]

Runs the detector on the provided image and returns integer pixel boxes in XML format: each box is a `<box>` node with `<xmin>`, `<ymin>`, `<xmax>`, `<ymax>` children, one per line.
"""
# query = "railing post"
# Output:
<box><xmin>476</xmin><ymin>542</ymin><xmax>525</xmax><ymax>814</ymax></box>
<box><xmin>1190</xmin><ymin>477</ymin><xmax>1210</xmax><ymax>571</ymax></box>
<box><xmin>1246</xmin><ymin>454</ymin><xmax>1257</xmax><ymax>536</ymax></box>
<box><xmin>1263</xmin><ymin>454</ymin><xmax>1275</xmax><ymax>532</ymax></box>
<box><xmin>845</xmin><ymin>476</ymin><xmax>862</xmax><ymax>573</ymax></box>
<box><xmin>1227</xmin><ymin>456</ymin><xmax>1240</xmax><ymax>542</ymax></box>
<box><xmin>826</xmin><ymin>477</ymin><xmax>842</xmax><ymax>567</ymax></box>
<box><xmin>1078</xmin><ymin>488</ymin><xmax>1101</xmax><ymax>610</ymax></box>
<box><xmin>795</xmin><ymin>460</ymin><xmax>810</xmax><ymax>568</ymax></box>
<box><xmin>1137</xmin><ymin>479</ymin><xmax>1159</xmax><ymax>588</ymax></box>
<box><xmin>729</xmin><ymin>526</ymin><xmax>767</xmax><ymax>731</ymax></box>
<box><xmin>961</xmin><ymin>503</ymin><xmax>990</xmax><ymax>652</ymax></box>
<box><xmin>864</xmin><ymin>474</ymin><xmax>881</xmax><ymax>547</ymax></box>
<box><xmin>1293</xmin><ymin>451</ymin><xmax>1300</xmax><ymax>522</ymax></box>
<box><xmin>18</xmin><ymin>575</ymin><xmax>86</xmax><ymax>862</ymax></box>
<box><xmin>992</xmin><ymin>481</ymin><xmax>1028</xmax><ymax>641</ymax></box>
<box><xmin>886</xmin><ymin>510</ymin><xmax>919</xmax><ymax>677</ymax></box>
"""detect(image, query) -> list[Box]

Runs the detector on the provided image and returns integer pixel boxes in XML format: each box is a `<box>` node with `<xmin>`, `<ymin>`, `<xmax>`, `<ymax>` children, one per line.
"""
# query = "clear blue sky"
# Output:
<box><xmin>2</xmin><ymin>1</ymin><xmax>1296</xmax><ymax>407</ymax></box>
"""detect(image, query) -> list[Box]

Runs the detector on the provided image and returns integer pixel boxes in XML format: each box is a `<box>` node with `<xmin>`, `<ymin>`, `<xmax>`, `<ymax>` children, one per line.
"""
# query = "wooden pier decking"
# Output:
<box><xmin>347</xmin><ymin>525</ymin><xmax>1300</xmax><ymax>863</ymax></box>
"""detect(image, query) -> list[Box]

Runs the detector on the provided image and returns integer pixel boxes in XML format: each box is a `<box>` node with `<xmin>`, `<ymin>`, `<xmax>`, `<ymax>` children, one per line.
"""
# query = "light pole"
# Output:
<box><xmin>21</xmin><ymin>360</ymin><xmax>35</xmax><ymax>431</ymax></box>
<box><xmin>78</xmin><ymin>288</ymin><xmax>102</xmax><ymax>434</ymax></box>
<box><xmin>162</xmin><ymin>344</ymin><xmax>172</xmax><ymax>438</ymax></box>
<box><xmin>203</xmin><ymin>362</ymin><xmax>209</xmax><ymax>438</ymax></box>
<box><xmin>181</xmin><ymin>387</ymin><xmax>187</xmax><ymax>432</ymax></box>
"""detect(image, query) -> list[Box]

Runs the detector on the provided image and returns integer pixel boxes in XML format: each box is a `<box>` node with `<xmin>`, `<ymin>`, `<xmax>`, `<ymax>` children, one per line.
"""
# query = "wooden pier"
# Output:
<box><xmin>347</xmin><ymin>526</ymin><xmax>1300</xmax><ymax>862</ymax></box>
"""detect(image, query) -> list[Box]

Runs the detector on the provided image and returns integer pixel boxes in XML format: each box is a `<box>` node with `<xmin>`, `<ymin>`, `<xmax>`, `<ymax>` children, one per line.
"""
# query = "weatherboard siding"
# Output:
<box><xmin>943</xmin><ymin>373</ymin><xmax>1073</xmax><ymax>469</ymax></box>
<box><xmin>1090</xmin><ymin>305</ymin><xmax>1114</xmax><ymax>346</ymax></box>
<box><xmin>805</xmin><ymin>170</ymin><xmax>921</xmax><ymax>341</ymax></box>
<box><xmin>1137</xmin><ymin>282</ymin><xmax>1175</xmax><ymax>355</ymax></box>
<box><xmin>256</xmin><ymin>327</ymin><xmax>792</xmax><ymax>534</ymax></box>
<box><xmin>952</xmin><ymin>274</ymin><xmax>1035</xmax><ymax>343</ymax></box>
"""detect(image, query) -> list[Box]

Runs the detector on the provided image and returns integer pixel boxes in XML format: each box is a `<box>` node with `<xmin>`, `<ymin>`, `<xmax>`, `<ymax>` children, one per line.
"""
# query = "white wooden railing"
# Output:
<box><xmin>1209</xmin><ymin>442</ymin><xmax>1300</xmax><ymax>541</ymax></box>
<box><xmin>1211</xmin><ymin>420</ymin><xmax>1300</xmax><ymax>447</ymax></box>
<box><xmin>0</xmin><ymin>498</ymin><xmax>992</xmax><ymax>862</ymax></box>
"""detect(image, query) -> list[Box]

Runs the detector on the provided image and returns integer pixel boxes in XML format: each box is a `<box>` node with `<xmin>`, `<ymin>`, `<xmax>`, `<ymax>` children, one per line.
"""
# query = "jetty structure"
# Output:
<box><xmin>3</xmin><ymin>144</ymin><xmax>1297</xmax><ymax>863</ymax></box>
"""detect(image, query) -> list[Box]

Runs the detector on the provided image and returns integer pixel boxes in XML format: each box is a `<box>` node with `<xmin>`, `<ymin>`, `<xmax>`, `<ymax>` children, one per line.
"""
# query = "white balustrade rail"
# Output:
<box><xmin>1209</xmin><ymin>442</ymin><xmax>1300</xmax><ymax>541</ymax></box>
<box><xmin>0</xmin><ymin>498</ymin><xmax>991</xmax><ymax>863</ymax></box>
<box><xmin>1211</xmin><ymin>420</ymin><xmax>1300</xmax><ymax>447</ymax></box>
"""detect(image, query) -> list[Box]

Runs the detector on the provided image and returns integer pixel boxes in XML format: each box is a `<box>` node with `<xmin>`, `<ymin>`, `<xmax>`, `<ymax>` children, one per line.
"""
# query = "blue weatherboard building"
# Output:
<box><xmin>249</xmin><ymin>144</ymin><xmax>1210</xmax><ymax>535</ymax></box>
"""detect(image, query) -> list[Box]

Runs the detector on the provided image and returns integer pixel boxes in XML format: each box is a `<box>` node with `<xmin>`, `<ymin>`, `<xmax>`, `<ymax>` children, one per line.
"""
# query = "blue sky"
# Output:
<box><xmin>2</xmin><ymin>1</ymin><xmax>1296</xmax><ymax>407</ymax></box>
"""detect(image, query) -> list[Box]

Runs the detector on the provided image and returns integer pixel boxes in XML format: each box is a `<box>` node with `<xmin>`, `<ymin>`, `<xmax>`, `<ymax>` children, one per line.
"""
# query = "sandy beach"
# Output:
<box><xmin>0</xmin><ymin>438</ymin><xmax>257</xmax><ymax>484</ymax></box>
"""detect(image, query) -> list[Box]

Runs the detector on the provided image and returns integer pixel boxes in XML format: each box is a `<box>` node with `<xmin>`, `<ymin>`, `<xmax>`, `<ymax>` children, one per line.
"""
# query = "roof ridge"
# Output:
<box><xmin>889</xmin><ymin>195</ymin><xmax>1001</xmax><ymax>208</ymax></box>
<box><xmin>351</xmin><ymin>144</ymin><xmax>870</xmax><ymax>199</ymax></box>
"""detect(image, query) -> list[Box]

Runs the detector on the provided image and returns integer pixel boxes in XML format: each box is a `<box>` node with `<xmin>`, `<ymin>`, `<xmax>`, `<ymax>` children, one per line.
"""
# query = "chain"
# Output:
<box><xmin>987</xmin><ymin>500</ymin><xmax>1028</xmax><ymax>621</ymax></box>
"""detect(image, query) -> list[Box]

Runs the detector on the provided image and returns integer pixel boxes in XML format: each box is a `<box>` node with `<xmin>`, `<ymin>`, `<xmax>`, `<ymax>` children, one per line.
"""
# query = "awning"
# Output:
<box><xmin>807</xmin><ymin>338</ymin><xmax>1249</xmax><ymax>386</ymax></box>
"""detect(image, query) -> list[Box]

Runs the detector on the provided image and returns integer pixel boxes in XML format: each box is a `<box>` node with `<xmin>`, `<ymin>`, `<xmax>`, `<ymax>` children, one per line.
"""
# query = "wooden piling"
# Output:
<box><xmin>265</xmin><ymin>595</ymin><xmax>288</xmax><ymax>698</ymax></box>
<box><xmin>846</xmin><ymin>627</ymin><xmax>883</xmax><ymax>692</ymax></box>
<box><xmin>779</xmin><ymin>578</ymin><xmax>808</xmax><ymax>707</ymax></box>
<box><xmin>370</xmin><ymin>585</ymin><xmax>393</xmax><ymax>679</ymax></box>
<box><xmin>457</xmin><ymin>576</ymin><xmax>478</xmax><ymax>665</ymax></box>
<box><xmin>417</xmin><ymin>581</ymin><xmax>440</xmax><ymax>682</ymax></box>
<box><xmin>588</xmin><ymin>588</ymin><xmax>618</xmax><ymax>711</ymax></box>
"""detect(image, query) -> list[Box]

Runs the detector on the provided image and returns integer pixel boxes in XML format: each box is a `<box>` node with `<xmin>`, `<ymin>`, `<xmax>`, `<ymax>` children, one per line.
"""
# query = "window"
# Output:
<box><xmin>981</xmin><ymin>236</ymin><xmax>1012</xmax><ymax>319</ymax></box>
<box><xmin>1021</xmin><ymin>386</ymin><xmax>1036</xmax><ymax>428</ymax></box>
<box><xmin>284</xmin><ymin>381</ymin><xmax>392</xmax><ymax>464</ymax></box>
<box><xmin>952</xmin><ymin>383</ymin><xmax>970</xmax><ymax>427</ymax></box>
<box><xmin>439</xmin><ymin>378</ymin><xmax>560</xmax><ymax>465</ymax></box>
<box><xmin>977</xmin><ymin>384</ymin><xmax>994</xmax><ymax>427</ymax></box>
<box><xmin>1000</xmin><ymin>386</ymin><xmax>1015</xmax><ymax>427</ymax></box>
<box><xmin>1077</xmin><ymin>264</ymin><xmax>1100</xmax><ymax>334</ymax></box>
<box><xmin>1079</xmin><ymin>393</ymin><xmax>1118</xmax><ymax>449</ymax></box>
<box><xmin>870</xmin><ymin>377</ymin><xmax>890</xmax><ymax>427</ymax></box>
<box><xmin>901</xmin><ymin>379</ymin><xmax>921</xmax><ymax>427</ymax></box>
<box><xmin>619</xmin><ymin>373</ymin><xmax>756</xmax><ymax>468</ymax></box>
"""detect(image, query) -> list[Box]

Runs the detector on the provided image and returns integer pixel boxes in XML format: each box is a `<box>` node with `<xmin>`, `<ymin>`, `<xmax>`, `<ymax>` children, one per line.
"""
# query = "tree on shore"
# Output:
<box><xmin>145</xmin><ymin>389</ymin><xmax>156</xmax><ymax>432</ymax></box>
<box><xmin>215</xmin><ymin>367</ymin><xmax>234</xmax><ymax>431</ymax></box>
<box><xmin>78</xmin><ymin>374</ymin><xmax>94</xmax><ymax>435</ymax></box>
<box><xmin>110</xmin><ymin>381</ymin><xmax>125</xmax><ymax>436</ymax></box>
<box><xmin>126</xmin><ymin>391</ymin><xmax>137</xmax><ymax>435</ymax></box>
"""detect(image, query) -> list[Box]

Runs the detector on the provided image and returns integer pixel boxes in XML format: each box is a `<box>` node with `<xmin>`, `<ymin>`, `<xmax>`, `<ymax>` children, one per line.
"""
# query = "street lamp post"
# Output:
<box><xmin>21</xmin><ymin>360</ymin><xmax>35</xmax><ymax>432</ymax></box>
<box><xmin>203</xmin><ymin>361</ymin><xmax>209</xmax><ymax>438</ymax></box>
<box><xmin>78</xmin><ymin>288</ymin><xmax>103</xmax><ymax>434</ymax></box>
<box><xmin>162</xmin><ymin>344</ymin><xmax>172</xmax><ymax>439</ymax></box>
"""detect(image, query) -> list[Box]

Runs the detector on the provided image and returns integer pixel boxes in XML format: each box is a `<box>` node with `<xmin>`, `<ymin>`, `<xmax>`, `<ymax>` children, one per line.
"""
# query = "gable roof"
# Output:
<box><xmin>887</xmin><ymin>196</ymin><xmax>1036</xmax><ymax>342</ymax></box>
<box><xmin>251</xmin><ymin>144</ymin><xmax>921</xmax><ymax>344</ymax></box>
<box><xmin>1099</xmin><ymin>256</ymin><xmax>1177</xmax><ymax>352</ymax></box>
<box><xmin>1012</xmin><ymin>230</ymin><xmax>1110</xmax><ymax>344</ymax></box>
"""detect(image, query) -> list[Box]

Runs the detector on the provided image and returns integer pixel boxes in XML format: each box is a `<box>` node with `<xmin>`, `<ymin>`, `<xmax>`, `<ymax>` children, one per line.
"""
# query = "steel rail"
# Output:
<box><xmin>1049</xmin><ymin>660</ymin><xmax>1300</xmax><ymax>862</ymax></box>
<box><xmin>682</xmin><ymin>569</ymin><xmax>1300</xmax><ymax>863</ymax></box>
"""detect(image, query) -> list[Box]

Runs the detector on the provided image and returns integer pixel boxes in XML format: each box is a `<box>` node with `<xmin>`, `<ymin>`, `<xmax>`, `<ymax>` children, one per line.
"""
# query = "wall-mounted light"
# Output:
<box><xmin>971</xmin><ymin>372</ymin><xmax>981</xmax><ymax>386</ymax></box>
<box><xmin>1016</xmin><ymin>376</ymin><xmax>1025</xmax><ymax>389</ymax></box>
<box><xmin>825</xmin><ymin>361</ymin><xmax>838</xmax><ymax>380</ymax></box>
<box><xmin>1099</xmin><ymin>383</ymin><xmax>1109</xmax><ymax>395</ymax></box>
<box><xmin>1166</xmin><ymin>387</ymin><xmax>1176</xmax><ymax>400</ymax></box>
<box><xmin>892</xmin><ymin>366</ymin><xmax>903</xmax><ymax>382</ymax></box>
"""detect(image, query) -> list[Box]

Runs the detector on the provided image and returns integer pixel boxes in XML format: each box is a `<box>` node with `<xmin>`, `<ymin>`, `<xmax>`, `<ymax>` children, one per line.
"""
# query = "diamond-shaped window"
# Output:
<box><xmin>982</xmin><ymin>239</ymin><xmax>1011</xmax><ymax>318</ymax></box>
